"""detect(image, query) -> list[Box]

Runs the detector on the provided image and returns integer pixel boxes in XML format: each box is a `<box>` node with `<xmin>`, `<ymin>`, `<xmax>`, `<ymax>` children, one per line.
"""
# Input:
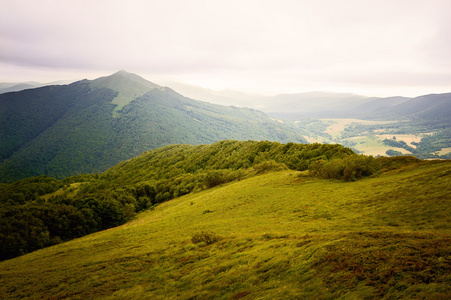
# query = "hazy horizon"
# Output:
<box><xmin>1</xmin><ymin>0</ymin><xmax>451</xmax><ymax>98</ymax></box>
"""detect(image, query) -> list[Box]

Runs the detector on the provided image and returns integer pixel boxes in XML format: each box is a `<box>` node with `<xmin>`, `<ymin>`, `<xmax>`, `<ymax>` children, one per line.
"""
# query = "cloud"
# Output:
<box><xmin>1</xmin><ymin>0</ymin><xmax>450</xmax><ymax>96</ymax></box>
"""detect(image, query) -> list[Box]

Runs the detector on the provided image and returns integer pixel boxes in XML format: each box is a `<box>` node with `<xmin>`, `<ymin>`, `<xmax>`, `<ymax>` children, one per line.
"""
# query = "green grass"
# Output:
<box><xmin>0</xmin><ymin>161</ymin><xmax>450</xmax><ymax>299</ymax></box>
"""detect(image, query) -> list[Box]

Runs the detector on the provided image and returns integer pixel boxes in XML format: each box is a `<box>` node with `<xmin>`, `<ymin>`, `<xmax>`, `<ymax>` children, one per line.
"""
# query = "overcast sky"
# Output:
<box><xmin>1</xmin><ymin>0</ymin><xmax>451</xmax><ymax>97</ymax></box>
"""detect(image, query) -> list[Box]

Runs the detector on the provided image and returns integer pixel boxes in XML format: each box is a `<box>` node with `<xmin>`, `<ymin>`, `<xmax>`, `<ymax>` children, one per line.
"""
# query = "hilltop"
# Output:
<box><xmin>0</xmin><ymin>71</ymin><xmax>307</xmax><ymax>182</ymax></box>
<box><xmin>0</xmin><ymin>151</ymin><xmax>449</xmax><ymax>299</ymax></box>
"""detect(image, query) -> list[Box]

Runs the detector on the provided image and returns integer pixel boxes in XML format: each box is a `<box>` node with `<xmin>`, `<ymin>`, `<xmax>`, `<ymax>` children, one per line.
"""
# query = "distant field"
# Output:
<box><xmin>321</xmin><ymin>118</ymin><xmax>395</xmax><ymax>138</ymax></box>
<box><xmin>347</xmin><ymin>136</ymin><xmax>412</xmax><ymax>156</ymax></box>
<box><xmin>302</xmin><ymin>135</ymin><xmax>330</xmax><ymax>144</ymax></box>
<box><xmin>376</xmin><ymin>134</ymin><xmax>423</xmax><ymax>147</ymax></box>
<box><xmin>437</xmin><ymin>147</ymin><xmax>451</xmax><ymax>155</ymax></box>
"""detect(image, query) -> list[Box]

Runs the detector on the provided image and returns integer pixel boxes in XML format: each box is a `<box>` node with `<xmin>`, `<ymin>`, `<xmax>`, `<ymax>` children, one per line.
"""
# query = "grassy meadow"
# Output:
<box><xmin>0</xmin><ymin>159</ymin><xmax>450</xmax><ymax>299</ymax></box>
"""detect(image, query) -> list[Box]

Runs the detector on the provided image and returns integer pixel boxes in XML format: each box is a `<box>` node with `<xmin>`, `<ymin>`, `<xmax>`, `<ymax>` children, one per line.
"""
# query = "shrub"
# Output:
<box><xmin>342</xmin><ymin>155</ymin><xmax>376</xmax><ymax>181</ymax></box>
<box><xmin>191</xmin><ymin>231</ymin><xmax>221</xmax><ymax>245</ymax></box>
<box><xmin>253</xmin><ymin>160</ymin><xmax>288</xmax><ymax>174</ymax></box>
<box><xmin>309</xmin><ymin>155</ymin><xmax>377</xmax><ymax>181</ymax></box>
<box><xmin>386</xmin><ymin>149</ymin><xmax>403</xmax><ymax>157</ymax></box>
<box><xmin>204</xmin><ymin>171</ymin><xmax>227</xmax><ymax>188</ymax></box>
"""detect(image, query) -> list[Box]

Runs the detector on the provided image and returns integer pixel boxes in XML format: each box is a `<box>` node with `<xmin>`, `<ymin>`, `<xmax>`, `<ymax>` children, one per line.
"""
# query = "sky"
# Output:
<box><xmin>1</xmin><ymin>0</ymin><xmax>451</xmax><ymax>97</ymax></box>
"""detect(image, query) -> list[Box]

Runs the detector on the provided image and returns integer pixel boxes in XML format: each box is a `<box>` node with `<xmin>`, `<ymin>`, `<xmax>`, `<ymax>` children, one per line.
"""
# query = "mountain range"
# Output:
<box><xmin>0</xmin><ymin>71</ymin><xmax>306</xmax><ymax>182</ymax></box>
<box><xmin>5</xmin><ymin>77</ymin><xmax>451</xmax><ymax>123</ymax></box>
<box><xmin>169</xmin><ymin>83</ymin><xmax>451</xmax><ymax>122</ymax></box>
<box><xmin>1</xmin><ymin>70</ymin><xmax>450</xmax><ymax>182</ymax></box>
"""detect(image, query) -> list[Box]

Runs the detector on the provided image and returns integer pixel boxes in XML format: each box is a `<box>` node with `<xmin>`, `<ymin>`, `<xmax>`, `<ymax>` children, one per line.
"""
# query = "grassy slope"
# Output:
<box><xmin>0</xmin><ymin>161</ymin><xmax>450</xmax><ymax>299</ymax></box>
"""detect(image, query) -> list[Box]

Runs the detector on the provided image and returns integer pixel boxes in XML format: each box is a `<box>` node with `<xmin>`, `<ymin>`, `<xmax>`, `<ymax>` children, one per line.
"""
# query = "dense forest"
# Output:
<box><xmin>0</xmin><ymin>140</ymin><xmax>401</xmax><ymax>261</ymax></box>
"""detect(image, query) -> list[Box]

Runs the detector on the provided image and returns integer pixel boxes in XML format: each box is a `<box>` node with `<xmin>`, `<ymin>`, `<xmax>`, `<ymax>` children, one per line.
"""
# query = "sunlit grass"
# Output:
<box><xmin>1</xmin><ymin>161</ymin><xmax>450</xmax><ymax>299</ymax></box>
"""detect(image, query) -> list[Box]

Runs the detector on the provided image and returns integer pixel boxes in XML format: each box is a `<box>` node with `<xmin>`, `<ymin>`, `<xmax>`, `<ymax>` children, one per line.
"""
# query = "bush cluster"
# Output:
<box><xmin>309</xmin><ymin>155</ymin><xmax>377</xmax><ymax>181</ymax></box>
<box><xmin>253</xmin><ymin>160</ymin><xmax>288</xmax><ymax>174</ymax></box>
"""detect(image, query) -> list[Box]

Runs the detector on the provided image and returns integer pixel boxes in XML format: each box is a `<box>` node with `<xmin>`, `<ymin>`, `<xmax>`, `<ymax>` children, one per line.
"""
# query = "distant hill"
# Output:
<box><xmin>263</xmin><ymin>92</ymin><xmax>372</xmax><ymax>119</ymax></box>
<box><xmin>254</xmin><ymin>92</ymin><xmax>451</xmax><ymax>126</ymax></box>
<box><xmin>0</xmin><ymin>71</ymin><xmax>307</xmax><ymax>182</ymax></box>
<box><xmin>164</xmin><ymin>82</ymin><xmax>258</xmax><ymax>107</ymax></box>
<box><xmin>347</xmin><ymin>96</ymin><xmax>411</xmax><ymax>118</ymax></box>
<box><xmin>169</xmin><ymin>86</ymin><xmax>374</xmax><ymax>117</ymax></box>
<box><xmin>0</xmin><ymin>80</ymin><xmax>74</xmax><ymax>94</ymax></box>
<box><xmin>0</xmin><ymin>83</ymin><xmax>38</xmax><ymax>94</ymax></box>
<box><xmin>174</xmin><ymin>85</ymin><xmax>451</xmax><ymax>125</ymax></box>
<box><xmin>379</xmin><ymin>93</ymin><xmax>451</xmax><ymax>125</ymax></box>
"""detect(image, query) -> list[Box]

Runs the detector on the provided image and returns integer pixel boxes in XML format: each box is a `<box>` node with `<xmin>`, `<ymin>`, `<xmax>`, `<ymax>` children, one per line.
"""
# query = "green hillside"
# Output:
<box><xmin>0</xmin><ymin>71</ymin><xmax>307</xmax><ymax>182</ymax></box>
<box><xmin>0</xmin><ymin>155</ymin><xmax>449</xmax><ymax>299</ymax></box>
<box><xmin>0</xmin><ymin>141</ymin><xmax>353</xmax><ymax>261</ymax></box>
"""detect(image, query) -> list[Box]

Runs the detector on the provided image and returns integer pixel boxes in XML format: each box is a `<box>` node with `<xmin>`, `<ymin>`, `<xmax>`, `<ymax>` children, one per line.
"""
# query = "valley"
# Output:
<box><xmin>168</xmin><ymin>84</ymin><xmax>451</xmax><ymax>159</ymax></box>
<box><xmin>301</xmin><ymin>118</ymin><xmax>441</xmax><ymax>157</ymax></box>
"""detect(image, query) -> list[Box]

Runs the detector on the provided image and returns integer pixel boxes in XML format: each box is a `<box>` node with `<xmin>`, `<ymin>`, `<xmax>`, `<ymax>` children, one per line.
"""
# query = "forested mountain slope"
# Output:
<box><xmin>387</xmin><ymin>93</ymin><xmax>451</xmax><ymax>126</ymax></box>
<box><xmin>0</xmin><ymin>71</ymin><xmax>306</xmax><ymax>182</ymax></box>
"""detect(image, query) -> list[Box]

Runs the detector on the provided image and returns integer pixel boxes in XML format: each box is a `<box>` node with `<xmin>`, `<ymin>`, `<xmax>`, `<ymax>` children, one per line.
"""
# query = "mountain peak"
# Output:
<box><xmin>91</xmin><ymin>71</ymin><xmax>164</xmax><ymax>111</ymax></box>
<box><xmin>99</xmin><ymin>70</ymin><xmax>158</xmax><ymax>86</ymax></box>
<box><xmin>115</xmin><ymin>69</ymin><xmax>131</xmax><ymax>75</ymax></box>
<box><xmin>110</xmin><ymin>70</ymin><xmax>144</xmax><ymax>79</ymax></box>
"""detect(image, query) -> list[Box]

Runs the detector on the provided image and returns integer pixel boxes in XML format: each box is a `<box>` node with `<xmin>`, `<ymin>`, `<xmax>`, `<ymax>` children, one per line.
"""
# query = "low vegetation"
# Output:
<box><xmin>0</xmin><ymin>156</ymin><xmax>449</xmax><ymax>299</ymax></box>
